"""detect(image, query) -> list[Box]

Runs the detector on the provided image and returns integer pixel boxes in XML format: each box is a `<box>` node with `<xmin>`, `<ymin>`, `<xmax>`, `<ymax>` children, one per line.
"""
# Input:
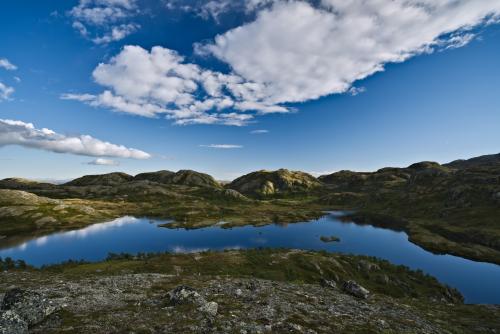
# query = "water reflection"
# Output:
<box><xmin>0</xmin><ymin>213</ymin><xmax>499</xmax><ymax>304</ymax></box>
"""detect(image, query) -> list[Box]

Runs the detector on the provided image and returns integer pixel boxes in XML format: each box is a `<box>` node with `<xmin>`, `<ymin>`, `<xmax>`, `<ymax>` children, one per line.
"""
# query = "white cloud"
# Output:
<box><xmin>62</xmin><ymin>45</ymin><xmax>288</xmax><ymax>125</ymax></box>
<box><xmin>69</xmin><ymin>0</ymin><xmax>140</xmax><ymax>44</ymax></box>
<box><xmin>67</xmin><ymin>1</ymin><xmax>500</xmax><ymax>126</ymax></box>
<box><xmin>0</xmin><ymin>82</ymin><xmax>14</xmax><ymax>101</ymax></box>
<box><xmin>91</xmin><ymin>23</ymin><xmax>140</xmax><ymax>44</ymax></box>
<box><xmin>165</xmin><ymin>0</ymin><xmax>277</xmax><ymax>21</ymax></box>
<box><xmin>250</xmin><ymin>129</ymin><xmax>268</xmax><ymax>134</ymax></box>
<box><xmin>0</xmin><ymin>119</ymin><xmax>150</xmax><ymax>159</ymax></box>
<box><xmin>200</xmin><ymin>0</ymin><xmax>500</xmax><ymax>104</ymax></box>
<box><xmin>199</xmin><ymin>144</ymin><xmax>243</xmax><ymax>149</ymax></box>
<box><xmin>0</xmin><ymin>58</ymin><xmax>17</xmax><ymax>71</ymax></box>
<box><xmin>87</xmin><ymin>158</ymin><xmax>120</xmax><ymax>165</ymax></box>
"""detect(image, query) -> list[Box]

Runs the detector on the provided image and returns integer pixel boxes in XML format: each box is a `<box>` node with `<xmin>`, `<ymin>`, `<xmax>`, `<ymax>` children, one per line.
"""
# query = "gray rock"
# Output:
<box><xmin>358</xmin><ymin>260</ymin><xmax>380</xmax><ymax>272</ymax></box>
<box><xmin>0</xmin><ymin>310</ymin><xmax>28</xmax><ymax>334</ymax></box>
<box><xmin>320</xmin><ymin>278</ymin><xmax>337</xmax><ymax>289</ymax></box>
<box><xmin>167</xmin><ymin>286</ymin><xmax>218</xmax><ymax>318</ymax></box>
<box><xmin>167</xmin><ymin>286</ymin><xmax>204</xmax><ymax>306</ymax></box>
<box><xmin>198</xmin><ymin>301</ymin><xmax>218</xmax><ymax>317</ymax></box>
<box><xmin>1</xmin><ymin>288</ymin><xmax>58</xmax><ymax>326</ymax></box>
<box><xmin>343</xmin><ymin>280</ymin><xmax>370</xmax><ymax>299</ymax></box>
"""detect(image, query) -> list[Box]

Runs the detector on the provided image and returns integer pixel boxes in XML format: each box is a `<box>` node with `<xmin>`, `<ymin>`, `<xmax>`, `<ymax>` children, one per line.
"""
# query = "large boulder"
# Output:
<box><xmin>342</xmin><ymin>280</ymin><xmax>370</xmax><ymax>299</ymax></box>
<box><xmin>0</xmin><ymin>310</ymin><xmax>27</xmax><ymax>334</ymax></box>
<box><xmin>0</xmin><ymin>288</ymin><xmax>59</xmax><ymax>333</ymax></box>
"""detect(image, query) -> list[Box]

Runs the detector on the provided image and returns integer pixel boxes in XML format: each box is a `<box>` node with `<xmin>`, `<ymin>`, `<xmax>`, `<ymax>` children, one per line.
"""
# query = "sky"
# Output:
<box><xmin>0</xmin><ymin>0</ymin><xmax>499</xmax><ymax>181</ymax></box>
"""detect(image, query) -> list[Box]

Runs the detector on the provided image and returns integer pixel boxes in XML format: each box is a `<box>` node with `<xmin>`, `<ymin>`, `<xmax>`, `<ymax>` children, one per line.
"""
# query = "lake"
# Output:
<box><xmin>0</xmin><ymin>213</ymin><xmax>499</xmax><ymax>304</ymax></box>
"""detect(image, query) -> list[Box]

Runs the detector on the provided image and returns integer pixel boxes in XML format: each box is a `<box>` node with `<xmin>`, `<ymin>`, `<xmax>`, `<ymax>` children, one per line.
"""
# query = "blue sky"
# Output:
<box><xmin>0</xmin><ymin>0</ymin><xmax>499</xmax><ymax>181</ymax></box>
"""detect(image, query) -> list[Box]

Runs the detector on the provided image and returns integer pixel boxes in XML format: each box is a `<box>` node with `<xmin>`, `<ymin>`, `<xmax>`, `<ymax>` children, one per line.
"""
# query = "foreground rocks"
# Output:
<box><xmin>0</xmin><ymin>249</ymin><xmax>497</xmax><ymax>333</ymax></box>
<box><xmin>0</xmin><ymin>274</ymin><xmax>497</xmax><ymax>333</ymax></box>
<box><xmin>0</xmin><ymin>288</ymin><xmax>59</xmax><ymax>334</ymax></box>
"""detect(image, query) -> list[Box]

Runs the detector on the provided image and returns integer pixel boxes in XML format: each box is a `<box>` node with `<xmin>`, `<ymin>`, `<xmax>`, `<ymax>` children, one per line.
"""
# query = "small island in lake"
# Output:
<box><xmin>320</xmin><ymin>235</ymin><xmax>341</xmax><ymax>243</ymax></box>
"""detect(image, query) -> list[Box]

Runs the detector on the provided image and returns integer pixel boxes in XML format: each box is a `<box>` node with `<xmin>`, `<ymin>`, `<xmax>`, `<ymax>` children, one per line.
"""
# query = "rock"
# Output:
<box><xmin>0</xmin><ymin>310</ymin><xmax>28</xmax><ymax>334</ymax></box>
<box><xmin>220</xmin><ymin>189</ymin><xmax>249</xmax><ymax>201</ymax></box>
<box><xmin>167</xmin><ymin>286</ymin><xmax>204</xmax><ymax>305</ymax></box>
<box><xmin>0</xmin><ymin>288</ymin><xmax>58</xmax><ymax>326</ymax></box>
<box><xmin>167</xmin><ymin>286</ymin><xmax>219</xmax><ymax>319</ymax></box>
<box><xmin>342</xmin><ymin>280</ymin><xmax>370</xmax><ymax>299</ymax></box>
<box><xmin>320</xmin><ymin>279</ymin><xmax>337</xmax><ymax>289</ymax></box>
<box><xmin>358</xmin><ymin>260</ymin><xmax>380</xmax><ymax>272</ymax></box>
<box><xmin>198</xmin><ymin>301</ymin><xmax>218</xmax><ymax>317</ymax></box>
<box><xmin>34</xmin><ymin>216</ymin><xmax>57</xmax><ymax>228</ymax></box>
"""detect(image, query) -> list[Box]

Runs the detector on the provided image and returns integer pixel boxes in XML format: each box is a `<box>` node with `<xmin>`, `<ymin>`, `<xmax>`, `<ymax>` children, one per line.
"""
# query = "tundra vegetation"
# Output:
<box><xmin>1</xmin><ymin>153</ymin><xmax>499</xmax><ymax>264</ymax></box>
<box><xmin>0</xmin><ymin>154</ymin><xmax>499</xmax><ymax>332</ymax></box>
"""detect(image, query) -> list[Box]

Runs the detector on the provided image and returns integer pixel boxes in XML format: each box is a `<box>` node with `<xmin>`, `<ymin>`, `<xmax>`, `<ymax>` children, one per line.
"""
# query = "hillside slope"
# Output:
<box><xmin>318</xmin><ymin>156</ymin><xmax>500</xmax><ymax>263</ymax></box>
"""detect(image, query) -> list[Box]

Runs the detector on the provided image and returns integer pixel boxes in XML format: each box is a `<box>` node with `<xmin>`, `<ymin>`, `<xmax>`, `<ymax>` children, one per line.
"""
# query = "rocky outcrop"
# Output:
<box><xmin>0</xmin><ymin>288</ymin><xmax>59</xmax><ymax>334</ymax></box>
<box><xmin>216</xmin><ymin>189</ymin><xmax>250</xmax><ymax>201</ymax></box>
<box><xmin>0</xmin><ymin>310</ymin><xmax>27</xmax><ymax>334</ymax></box>
<box><xmin>0</xmin><ymin>190</ymin><xmax>60</xmax><ymax>206</ymax></box>
<box><xmin>167</xmin><ymin>286</ymin><xmax>218</xmax><ymax>318</ymax></box>
<box><xmin>228</xmin><ymin>169</ymin><xmax>322</xmax><ymax>197</ymax></box>
<box><xmin>342</xmin><ymin>280</ymin><xmax>370</xmax><ymax>299</ymax></box>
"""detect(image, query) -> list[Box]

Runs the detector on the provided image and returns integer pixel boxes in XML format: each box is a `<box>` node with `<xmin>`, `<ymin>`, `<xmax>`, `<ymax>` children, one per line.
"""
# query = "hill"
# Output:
<box><xmin>0</xmin><ymin>178</ymin><xmax>56</xmax><ymax>191</ymax></box>
<box><xmin>318</xmin><ymin>157</ymin><xmax>500</xmax><ymax>263</ymax></box>
<box><xmin>134</xmin><ymin>170</ymin><xmax>175</xmax><ymax>183</ymax></box>
<box><xmin>228</xmin><ymin>169</ymin><xmax>322</xmax><ymax>197</ymax></box>
<box><xmin>65</xmin><ymin>172</ymin><xmax>134</xmax><ymax>187</ymax></box>
<box><xmin>445</xmin><ymin>153</ymin><xmax>500</xmax><ymax>169</ymax></box>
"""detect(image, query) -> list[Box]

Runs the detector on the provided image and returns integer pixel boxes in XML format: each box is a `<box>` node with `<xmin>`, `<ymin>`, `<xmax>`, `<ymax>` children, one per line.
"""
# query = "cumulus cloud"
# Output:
<box><xmin>0</xmin><ymin>82</ymin><xmax>14</xmax><ymax>101</ymax></box>
<box><xmin>87</xmin><ymin>158</ymin><xmax>120</xmax><ymax>165</ymax></box>
<box><xmin>199</xmin><ymin>0</ymin><xmax>500</xmax><ymax>104</ymax></box>
<box><xmin>0</xmin><ymin>119</ymin><xmax>150</xmax><ymax>159</ymax></box>
<box><xmin>199</xmin><ymin>144</ymin><xmax>243</xmax><ymax>149</ymax></box>
<box><xmin>67</xmin><ymin>1</ymin><xmax>500</xmax><ymax>125</ymax></box>
<box><xmin>0</xmin><ymin>58</ymin><xmax>17</xmax><ymax>71</ymax></box>
<box><xmin>62</xmin><ymin>45</ymin><xmax>286</xmax><ymax>125</ymax></box>
<box><xmin>69</xmin><ymin>0</ymin><xmax>140</xmax><ymax>44</ymax></box>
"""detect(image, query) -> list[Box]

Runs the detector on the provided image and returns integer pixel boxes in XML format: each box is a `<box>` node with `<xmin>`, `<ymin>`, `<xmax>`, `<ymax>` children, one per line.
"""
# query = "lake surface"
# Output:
<box><xmin>0</xmin><ymin>213</ymin><xmax>499</xmax><ymax>304</ymax></box>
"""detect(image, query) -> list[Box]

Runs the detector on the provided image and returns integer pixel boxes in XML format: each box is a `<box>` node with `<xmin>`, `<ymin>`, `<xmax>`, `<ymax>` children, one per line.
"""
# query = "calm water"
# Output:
<box><xmin>0</xmin><ymin>213</ymin><xmax>499</xmax><ymax>304</ymax></box>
